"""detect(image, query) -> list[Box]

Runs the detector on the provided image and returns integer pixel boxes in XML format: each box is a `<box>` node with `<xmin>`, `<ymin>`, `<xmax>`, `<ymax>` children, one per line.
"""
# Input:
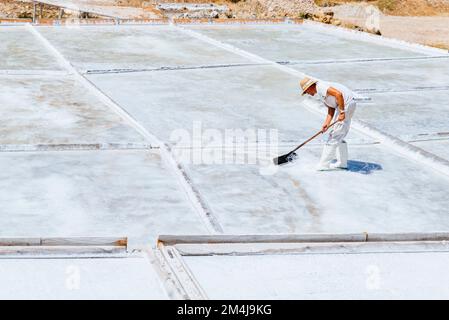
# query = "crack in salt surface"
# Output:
<box><xmin>7</xmin><ymin>135</ymin><xmax>446</xmax><ymax>154</ymax></box>
<box><xmin>356</xmin><ymin>86</ymin><xmax>449</xmax><ymax>94</ymax></box>
<box><xmin>0</xmin><ymin>143</ymin><xmax>154</xmax><ymax>152</ymax></box>
<box><xmin>83</xmin><ymin>55</ymin><xmax>449</xmax><ymax>76</ymax></box>
<box><xmin>282</xmin><ymin>55</ymin><xmax>449</xmax><ymax>66</ymax></box>
<box><xmin>82</xmin><ymin>55</ymin><xmax>449</xmax><ymax>76</ymax></box>
<box><xmin>84</xmin><ymin>62</ymin><xmax>268</xmax><ymax>74</ymax></box>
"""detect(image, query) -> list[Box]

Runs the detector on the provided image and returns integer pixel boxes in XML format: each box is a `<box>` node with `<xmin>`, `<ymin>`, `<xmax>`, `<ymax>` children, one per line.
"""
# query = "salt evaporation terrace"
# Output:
<box><xmin>0</xmin><ymin>21</ymin><xmax>449</xmax><ymax>299</ymax></box>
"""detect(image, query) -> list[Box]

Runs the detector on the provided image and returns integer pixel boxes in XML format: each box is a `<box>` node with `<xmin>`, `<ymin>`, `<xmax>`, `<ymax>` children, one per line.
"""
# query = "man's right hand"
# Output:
<box><xmin>322</xmin><ymin>123</ymin><xmax>329</xmax><ymax>133</ymax></box>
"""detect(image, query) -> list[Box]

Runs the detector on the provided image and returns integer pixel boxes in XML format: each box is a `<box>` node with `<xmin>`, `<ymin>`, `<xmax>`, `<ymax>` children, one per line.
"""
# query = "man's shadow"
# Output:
<box><xmin>346</xmin><ymin>160</ymin><xmax>383</xmax><ymax>175</ymax></box>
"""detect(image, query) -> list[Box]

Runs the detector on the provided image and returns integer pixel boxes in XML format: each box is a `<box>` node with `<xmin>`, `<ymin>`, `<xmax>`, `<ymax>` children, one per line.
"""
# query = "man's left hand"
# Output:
<box><xmin>338</xmin><ymin>112</ymin><xmax>346</xmax><ymax>122</ymax></box>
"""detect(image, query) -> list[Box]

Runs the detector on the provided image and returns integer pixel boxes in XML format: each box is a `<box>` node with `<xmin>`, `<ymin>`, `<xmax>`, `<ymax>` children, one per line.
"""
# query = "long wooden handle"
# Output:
<box><xmin>290</xmin><ymin>121</ymin><xmax>339</xmax><ymax>153</ymax></box>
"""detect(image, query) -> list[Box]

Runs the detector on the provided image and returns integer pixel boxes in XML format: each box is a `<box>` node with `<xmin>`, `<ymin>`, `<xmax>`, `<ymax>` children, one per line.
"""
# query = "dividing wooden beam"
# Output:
<box><xmin>0</xmin><ymin>246</ymin><xmax>126</xmax><ymax>257</ymax></box>
<box><xmin>158</xmin><ymin>232</ymin><xmax>449</xmax><ymax>246</ymax></box>
<box><xmin>0</xmin><ymin>237</ymin><xmax>128</xmax><ymax>257</ymax></box>
<box><xmin>158</xmin><ymin>233</ymin><xmax>368</xmax><ymax>246</ymax></box>
<box><xmin>0</xmin><ymin>237</ymin><xmax>127</xmax><ymax>247</ymax></box>
<box><xmin>0</xmin><ymin>238</ymin><xmax>40</xmax><ymax>246</ymax></box>
<box><xmin>367</xmin><ymin>232</ymin><xmax>449</xmax><ymax>242</ymax></box>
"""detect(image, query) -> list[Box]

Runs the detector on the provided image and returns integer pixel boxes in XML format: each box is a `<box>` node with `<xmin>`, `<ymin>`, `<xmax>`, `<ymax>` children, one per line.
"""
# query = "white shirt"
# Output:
<box><xmin>316</xmin><ymin>81</ymin><xmax>354</xmax><ymax>109</ymax></box>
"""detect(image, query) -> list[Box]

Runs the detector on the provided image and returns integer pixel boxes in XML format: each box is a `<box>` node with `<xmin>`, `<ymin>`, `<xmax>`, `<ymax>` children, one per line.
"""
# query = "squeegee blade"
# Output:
<box><xmin>273</xmin><ymin>152</ymin><xmax>297</xmax><ymax>166</ymax></box>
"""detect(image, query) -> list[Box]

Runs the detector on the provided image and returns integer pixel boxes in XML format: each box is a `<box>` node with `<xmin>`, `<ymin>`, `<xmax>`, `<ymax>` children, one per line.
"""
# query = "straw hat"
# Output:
<box><xmin>300</xmin><ymin>77</ymin><xmax>317</xmax><ymax>95</ymax></box>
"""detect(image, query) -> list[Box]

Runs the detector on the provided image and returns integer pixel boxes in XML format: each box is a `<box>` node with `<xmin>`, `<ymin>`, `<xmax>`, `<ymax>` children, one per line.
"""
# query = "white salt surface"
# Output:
<box><xmin>184</xmin><ymin>252</ymin><xmax>449</xmax><ymax>299</ymax></box>
<box><xmin>293</xmin><ymin>59</ymin><xmax>449</xmax><ymax>91</ymax></box>
<box><xmin>187</xmin><ymin>24</ymin><xmax>424</xmax><ymax>62</ymax></box>
<box><xmin>84</xmin><ymin>54</ymin><xmax>449</xmax><ymax>234</ymax></box>
<box><xmin>185</xmin><ymin>144</ymin><xmax>449</xmax><ymax>234</ymax></box>
<box><xmin>355</xmin><ymin>91</ymin><xmax>449</xmax><ymax>140</ymax></box>
<box><xmin>411</xmin><ymin>140</ymin><xmax>449</xmax><ymax>161</ymax></box>
<box><xmin>0</xmin><ymin>256</ymin><xmax>167</xmax><ymax>299</ymax></box>
<box><xmin>37</xmin><ymin>25</ymin><xmax>250</xmax><ymax>70</ymax></box>
<box><xmin>0</xmin><ymin>150</ymin><xmax>206</xmax><ymax>245</ymax></box>
<box><xmin>0</xmin><ymin>27</ymin><xmax>62</xmax><ymax>70</ymax></box>
<box><xmin>0</xmin><ymin>75</ymin><xmax>145</xmax><ymax>145</ymax></box>
<box><xmin>87</xmin><ymin>65</ymin><xmax>369</xmax><ymax>144</ymax></box>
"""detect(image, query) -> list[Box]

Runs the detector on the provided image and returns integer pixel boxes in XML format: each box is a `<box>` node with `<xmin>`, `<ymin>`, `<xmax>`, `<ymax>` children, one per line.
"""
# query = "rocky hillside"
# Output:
<box><xmin>154</xmin><ymin>0</ymin><xmax>319</xmax><ymax>19</ymax></box>
<box><xmin>0</xmin><ymin>0</ymin><xmax>59</xmax><ymax>18</ymax></box>
<box><xmin>2</xmin><ymin>0</ymin><xmax>448</xmax><ymax>20</ymax></box>
<box><xmin>0</xmin><ymin>0</ymin><xmax>88</xmax><ymax>19</ymax></box>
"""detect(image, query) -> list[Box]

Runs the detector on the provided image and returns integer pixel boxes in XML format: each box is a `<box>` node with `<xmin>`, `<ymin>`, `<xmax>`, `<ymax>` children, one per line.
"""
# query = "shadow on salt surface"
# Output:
<box><xmin>347</xmin><ymin>160</ymin><xmax>383</xmax><ymax>175</ymax></box>
<box><xmin>280</xmin><ymin>155</ymin><xmax>382</xmax><ymax>175</ymax></box>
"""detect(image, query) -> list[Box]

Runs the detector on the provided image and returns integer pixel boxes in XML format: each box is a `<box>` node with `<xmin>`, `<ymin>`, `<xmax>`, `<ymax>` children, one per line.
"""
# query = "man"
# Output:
<box><xmin>300</xmin><ymin>77</ymin><xmax>357</xmax><ymax>171</ymax></box>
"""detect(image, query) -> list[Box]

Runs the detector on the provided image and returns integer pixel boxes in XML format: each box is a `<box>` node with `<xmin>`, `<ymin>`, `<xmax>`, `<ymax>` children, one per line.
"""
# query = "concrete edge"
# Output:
<box><xmin>158</xmin><ymin>232</ymin><xmax>449</xmax><ymax>246</ymax></box>
<box><xmin>156</xmin><ymin>243</ymin><xmax>208</xmax><ymax>299</ymax></box>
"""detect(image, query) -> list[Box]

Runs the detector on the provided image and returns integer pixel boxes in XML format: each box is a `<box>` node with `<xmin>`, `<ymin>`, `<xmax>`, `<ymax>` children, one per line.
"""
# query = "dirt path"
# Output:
<box><xmin>380</xmin><ymin>16</ymin><xmax>449</xmax><ymax>50</ymax></box>
<box><xmin>331</xmin><ymin>3</ymin><xmax>449</xmax><ymax>50</ymax></box>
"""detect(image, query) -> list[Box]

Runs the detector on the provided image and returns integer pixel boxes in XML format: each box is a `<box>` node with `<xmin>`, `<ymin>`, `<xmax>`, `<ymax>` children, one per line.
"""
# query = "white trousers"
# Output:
<box><xmin>317</xmin><ymin>101</ymin><xmax>357</xmax><ymax>170</ymax></box>
<box><xmin>327</xmin><ymin>101</ymin><xmax>357</xmax><ymax>145</ymax></box>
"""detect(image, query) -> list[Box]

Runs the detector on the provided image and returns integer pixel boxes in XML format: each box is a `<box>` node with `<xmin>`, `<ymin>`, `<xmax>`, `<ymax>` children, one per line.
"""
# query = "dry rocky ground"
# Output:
<box><xmin>155</xmin><ymin>0</ymin><xmax>318</xmax><ymax>19</ymax></box>
<box><xmin>0</xmin><ymin>0</ymin><xmax>159</xmax><ymax>19</ymax></box>
<box><xmin>0</xmin><ymin>0</ymin><xmax>69</xmax><ymax>18</ymax></box>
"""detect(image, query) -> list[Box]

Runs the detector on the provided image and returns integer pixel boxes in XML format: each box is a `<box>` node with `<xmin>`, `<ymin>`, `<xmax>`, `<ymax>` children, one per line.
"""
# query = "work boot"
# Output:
<box><xmin>316</xmin><ymin>144</ymin><xmax>337</xmax><ymax>171</ymax></box>
<box><xmin>330</xmin><ymin>141</ymin><xmax>348</xmax><ymax>170</ymax></box>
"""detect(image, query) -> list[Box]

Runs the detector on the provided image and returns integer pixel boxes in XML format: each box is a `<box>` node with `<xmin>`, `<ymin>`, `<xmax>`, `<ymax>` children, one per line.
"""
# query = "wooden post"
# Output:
<box><xmin>33</xmin><ymin>2</ymin><xmax>36</xmax><ymax>23</ymax></box>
